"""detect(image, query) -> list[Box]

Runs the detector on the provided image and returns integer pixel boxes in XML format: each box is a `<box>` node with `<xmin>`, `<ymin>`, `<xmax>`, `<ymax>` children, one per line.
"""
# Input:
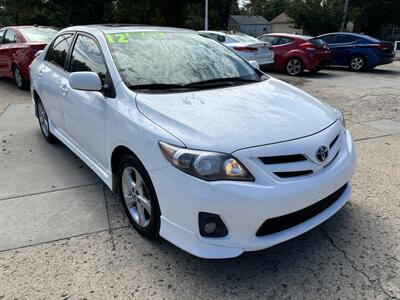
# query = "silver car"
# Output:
<box><xmin>199</xmin><ymin>30</ymin><xmax>274</xmax><ymax>68</ymax></box>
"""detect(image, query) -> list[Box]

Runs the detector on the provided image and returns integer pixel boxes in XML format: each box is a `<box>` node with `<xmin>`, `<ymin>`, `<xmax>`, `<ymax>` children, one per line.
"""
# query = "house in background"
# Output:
<box><xmin>228</xmin><ymin>15</ymin><xmax>270</xmax><ymax>37</ymax></box>
<box><xmin>270</xmin><ymin>13</ymin><xmax>303</xmax><ymax>34</ymax></box>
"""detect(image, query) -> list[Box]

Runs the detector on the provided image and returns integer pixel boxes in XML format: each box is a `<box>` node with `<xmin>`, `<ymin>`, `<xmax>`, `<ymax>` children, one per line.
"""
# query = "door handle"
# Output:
<box><xmin>38</xmin><ymin>69</ymin><xmax>43</xmax><ymax>78</ymax></box>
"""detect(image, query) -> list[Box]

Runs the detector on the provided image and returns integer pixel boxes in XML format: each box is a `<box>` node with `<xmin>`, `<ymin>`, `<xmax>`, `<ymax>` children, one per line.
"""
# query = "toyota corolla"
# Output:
<box><xmin>30</xmin><ymin>25</ymin><xmax>356</xmax><ymax>259</ymax></box>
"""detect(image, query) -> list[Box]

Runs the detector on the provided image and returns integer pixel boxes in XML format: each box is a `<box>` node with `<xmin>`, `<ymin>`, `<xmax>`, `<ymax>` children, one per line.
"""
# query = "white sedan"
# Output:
<box><xmin>30</xmin><ymin>25</ymin><xmax>356</xmax><ymax>259</ymax></box>
<box><xmin>199</xmin><ymin>30</ymin><xmax>274</xmax><ymax>68</ymax></box>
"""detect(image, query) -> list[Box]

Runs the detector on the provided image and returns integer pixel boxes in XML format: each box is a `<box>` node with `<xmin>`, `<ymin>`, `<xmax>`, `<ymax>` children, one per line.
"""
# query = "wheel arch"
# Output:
<box><xmin>110</xmin><ymin>145</ymin><xmax>142</xmax><ymax>192</ymax></box>
<box><xmin>32</xmin><ymin>89</ymin><xmax>41</xmax><ymax>118</ymax></box>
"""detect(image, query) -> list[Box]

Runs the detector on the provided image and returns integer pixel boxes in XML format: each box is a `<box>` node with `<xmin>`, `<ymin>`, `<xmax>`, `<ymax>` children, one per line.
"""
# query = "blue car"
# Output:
<box><xmin>318</xmin><ymin>32</ymin><xmax>395</xmax><ymax>71</ymax></box>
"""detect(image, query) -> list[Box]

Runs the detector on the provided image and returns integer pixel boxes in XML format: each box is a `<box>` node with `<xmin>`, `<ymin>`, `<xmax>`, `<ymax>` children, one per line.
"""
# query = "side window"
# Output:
<box><xmin>320</xmin><ymin>34</ymin><xmax>337</xmax><ymax>44</ymax></box>
<box><xmin>265</xmin><ymin>36</ymin><xmax>281</xmax><ymax>45</ymax></box>
<box><xmin>278</xmin><ymin>37</ymin><xmax>294</xmax><ymax>45</ymax></box>
<box><xmin>0</xmin><ymin>30</ymin><xmax>5</xmax><ymax>44</ymax></box>
<box><xmin>216</xmin><ymin>34</ymin><xmax>226</xmax><ymax>43</ymax></box>
<box><xmin>3</xmin><ymin>30</ymin><xmax>16</xmax><ymax>44</ymax></box>
<box><xmin>70</xmin><ymin>35</ymin><xmax>107</xmax><ymax>84</ymax></box>
<box><xmin>46</xmin><ymin>34</ymin><xmax>74</xmax><ymax>69</ymax></box>
<box><xmin>336</xmin><ymin>34</ymin><xmax>358</xmax><ymax>44</ymax></box>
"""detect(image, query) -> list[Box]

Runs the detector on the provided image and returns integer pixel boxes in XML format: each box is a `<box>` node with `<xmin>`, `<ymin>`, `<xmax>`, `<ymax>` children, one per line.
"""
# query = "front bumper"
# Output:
<box><xmin>150</xmin><ymin>125</ymin><xmax>356</xmax><ymax>259</ymax></box>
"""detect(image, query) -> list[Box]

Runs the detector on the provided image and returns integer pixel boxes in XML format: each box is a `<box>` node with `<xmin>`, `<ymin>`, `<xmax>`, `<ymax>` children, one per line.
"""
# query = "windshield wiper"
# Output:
<box><xmin>129</xmin><ymin>77</ymin><xmax>261</xmax><ymax>91</ymax></box>
<box><xmin>183</xmin><ymin>77</ymin><xmax>261</xmax><ymax>87</ymax></box>
<box><xmin>128</xmin><ymin>83</ymin><xmax>192</xmax><ymax>91</ymax></box>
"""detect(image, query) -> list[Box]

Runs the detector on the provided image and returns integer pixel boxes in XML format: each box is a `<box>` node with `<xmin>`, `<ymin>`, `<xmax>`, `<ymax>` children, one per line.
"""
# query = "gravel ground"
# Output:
<box><xmin>0</xmin><ymin>62</ymin><xmax>399</xmax><ymax>299</ymax></box>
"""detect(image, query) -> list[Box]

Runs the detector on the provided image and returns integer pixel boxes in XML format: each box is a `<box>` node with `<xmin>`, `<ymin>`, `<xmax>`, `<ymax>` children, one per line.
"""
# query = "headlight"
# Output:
<box><xmin>335</xmin><ymin>109</ymin><xmax>346</xmax><ymax>129</ymax></box>
<box><xmin>159</xmin><ymin>142</ymin><xmax>254</xmax><ymax>181</ymax></box>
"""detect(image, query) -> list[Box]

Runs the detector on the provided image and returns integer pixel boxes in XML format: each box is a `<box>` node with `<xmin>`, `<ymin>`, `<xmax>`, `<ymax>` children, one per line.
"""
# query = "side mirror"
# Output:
<box><xmin>249</xmin><ymin>60</ymin><xmax>260</xmax><ymax>70</ymax></box>
<box><xmin>69</xmin><ymin>72</ymin><xmax>102</xmax><ymax>92</ymax></box>
<box><xmin>35</xmin><ymin>50</ymin><xmax>44</xmax><ymax>58</ymax></box>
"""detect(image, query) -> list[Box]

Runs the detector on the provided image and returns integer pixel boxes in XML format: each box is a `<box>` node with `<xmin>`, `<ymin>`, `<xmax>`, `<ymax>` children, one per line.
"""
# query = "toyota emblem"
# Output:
<box><xmin>316</xmin><ymin>146</ymin><xmax>329</xmax><ymax>162</ymax></box>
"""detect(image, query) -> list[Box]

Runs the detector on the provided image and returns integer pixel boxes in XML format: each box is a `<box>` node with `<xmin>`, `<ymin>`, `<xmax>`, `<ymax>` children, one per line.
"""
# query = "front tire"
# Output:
<box><xmin>37</xmin><ymin>101</ymin><xmax>58</xmax><ymax>143</ymax></box>
<box><xmin>118</xmin><ymin>155</ymin><xmax>160</xmax><ymax>239</ymax></box>
<box><xmin>349</xmin><ymin>56</ymin><xmax>365</xmax><ymax>71</ymax></box>
<box><xmin>285</xmin><ymin>58</ymin><xmax>303</xmax><ymax>76</ymax></box>
<box><xmin>13</xmin><ymin>66</ymin><xmax>29</xmax><ymax>90</ymax></box>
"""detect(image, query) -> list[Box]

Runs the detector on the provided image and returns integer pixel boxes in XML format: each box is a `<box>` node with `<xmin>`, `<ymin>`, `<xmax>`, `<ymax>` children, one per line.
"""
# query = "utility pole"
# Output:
<box><xmin>205</xmin><ymin>0</ymin><xmax>209</xmax><ymax>30</ymax></box>
<box><xmin>340</xmin><ymin>0</ymin><xmax>350</xmax><ymax>32</ymax></box>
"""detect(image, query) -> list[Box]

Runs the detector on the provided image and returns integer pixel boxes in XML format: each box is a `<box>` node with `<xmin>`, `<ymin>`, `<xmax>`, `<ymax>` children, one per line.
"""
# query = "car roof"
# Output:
<box><xmin>199</xmin><ymin>30</ymin><xmax>250</xmax><ymax>37</ymax></box>
<box><xmin>261</xmin><ymin>33</ymin><xmax>315</xmax><ymax>40</ymax></box>
<box><xmin>60</xmin><ymin>24</ymin><xmax>194</xmax><ymax>35</ymax></box>
<box><xmin>0</xmin><ymin>25</ymin><xmax>56</xmax><ymax>32</ymax></box>
<box><xmin>318</xmin><ymin>32</ymin><xmax>380</xmax><ymax>42</ymax></box>
<box><xmin>319</xmin><ymin>32</ymin><xmax>364</xmax><ymax>38</ymax></box>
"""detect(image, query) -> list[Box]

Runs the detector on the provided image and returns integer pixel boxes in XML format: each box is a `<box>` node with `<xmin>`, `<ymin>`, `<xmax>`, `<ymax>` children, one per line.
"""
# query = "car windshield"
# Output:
<box><xmin>105</xmin><ymin>31</ymin><xmax>260</xmax><ymax>88</ymax></box>
<box><xmin>19</xmin><ymin>27</ymin><xmax>58</xmax><ymax>43</ymax></box>
<box><xmin>229</xmin><ymin>34</ymin><xmax>259</xmax><ymax>43</ymax></box>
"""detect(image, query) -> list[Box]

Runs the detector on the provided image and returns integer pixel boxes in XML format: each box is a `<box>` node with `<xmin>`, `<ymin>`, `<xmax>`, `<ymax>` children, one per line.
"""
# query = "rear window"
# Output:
<box><xmin>309</xmin><ymin>38</ymin><xmax>325</xmax><ymax>46</ymax></box>
<box><xmin>19</xmin><ymin>27</ymin><xmax>58</xmax><ymax>43</ymax></box>
<box><xmin>229</xmin><ymin>34</ymin><xmax>259</xmax><ymax>43</ymax></box>
<box><xmin>362</xmin><ymin>35</ymin><xmax>381</xmax><ymax>43</ymax></box>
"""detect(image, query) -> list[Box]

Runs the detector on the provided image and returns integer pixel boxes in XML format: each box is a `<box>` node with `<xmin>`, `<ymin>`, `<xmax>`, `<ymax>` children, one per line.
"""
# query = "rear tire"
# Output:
<box><xmin>118</xmin><ymin>154</ymin><xmax>161</xmax><ymax>239</ymax></box>
<box><xmin>285</xmin><ymin>58</ymin><xmax>303</xmax><ymax>76</ymax></box>
<box><xmin>349</xmin><ymin>56</ymin><xmax>365</xmax><ymax>71</ymax></box>
<box><xmin>13</xmin><ymin>65</ymin><xmax>29</xmax><ymax>90</ymax></box>
<box><xmin>37</xmin><ymin>100</ymin><xmax>58</xmax><ymax>144</ymax></box>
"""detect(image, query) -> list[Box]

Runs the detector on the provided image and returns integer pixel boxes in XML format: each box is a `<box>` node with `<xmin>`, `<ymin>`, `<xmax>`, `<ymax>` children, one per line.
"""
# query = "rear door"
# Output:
<box><xmin>327</xmin><ymin>34</ymin><xmax>358</xmax><ymax>65</ymax></box>
<box><xmin>39</xmin><ymin>33</ymin><xmax>75</xmax><ymax>132</ymax></box>
<box><xmin>261</xmin><ymin>36</ymin><xmax>294</xmax><ymax>69</ymax></box>
<box><xmin>0</xmin><ymin>29</ymin><xmax>5</xmax><ymax>75</ymax></box>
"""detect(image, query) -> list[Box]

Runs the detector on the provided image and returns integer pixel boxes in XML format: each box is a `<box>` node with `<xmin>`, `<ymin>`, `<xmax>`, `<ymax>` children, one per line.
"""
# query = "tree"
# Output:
<box><xmin>242</xmin><ymin>0</ymin><xmax>289</xmax><ymax>21</ymax></box>
<box><xmin>349</xmin><ymin>0</ymin><xmax>400</xmax><ymax>36</ymax></box>
<box><xmin>286</xmin><ymin>0</ymin><xmax>343</xmax><ymax>35</ymax></box>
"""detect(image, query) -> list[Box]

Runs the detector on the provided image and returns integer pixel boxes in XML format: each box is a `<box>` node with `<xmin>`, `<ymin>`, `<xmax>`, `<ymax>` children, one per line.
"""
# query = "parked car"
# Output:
<box><xmin>395</xmin><ymin>41</ymin><xmax>400</xmax><ymax>58</ymax></box>
<box><xmin>258</xmin><ymin>33</ymin><xmax>331</xmax><ymax>76</ymax></box>
<box><xmin>0</xmin><ymin>26</ymin><xmax>58</xmax><ymax>89</ymax></box>
<box><xmin>318</xmin><ymin>32</ymin><xmax>395</xmax><ymax>71</ymax></box>
<box><xmin>30</xmin><ymin>25</ymin><xmax>356</xmax><ymax>259</ymax></box>
<box><xmin>199</xmin><ymin>30</ymin><xmax>274</xmax><ymax>68</ymax></box>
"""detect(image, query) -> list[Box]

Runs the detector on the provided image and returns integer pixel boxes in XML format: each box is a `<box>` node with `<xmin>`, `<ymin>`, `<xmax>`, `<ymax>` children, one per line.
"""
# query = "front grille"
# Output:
<box><xmin>260</xmin><ymin>154</ymin><xmax>307</xmax><ymax>164</ymax></box>
<box><xmin>259</xmin><ymin>133</ymin><xmax>341</xmax><ymax>179</ymax></box>
<box><xmin>256</xmin><ymin>184</ymin><xmax>347</xmax><ymax>236</ymax></box>
<box><xmin>274</xmin><ymin>170</ymin><xmax>313</xmax><ymax>178</ymax></box>
<box><xmin>329</xmin><ymin>134</ymin><xmax>339</xmax><ymax>148</ymax></box>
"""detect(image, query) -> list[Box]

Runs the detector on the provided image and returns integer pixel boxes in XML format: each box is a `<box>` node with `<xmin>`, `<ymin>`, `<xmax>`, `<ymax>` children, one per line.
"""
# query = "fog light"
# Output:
<box><xmin>199</xmin><ymin>212</ymin><xmax>228</xmax><ymax>238</ymax></box>
<box><xmin>203</xmin><ymin>222</ymin><xmax>217</xmax><ymax>234</ymax></box>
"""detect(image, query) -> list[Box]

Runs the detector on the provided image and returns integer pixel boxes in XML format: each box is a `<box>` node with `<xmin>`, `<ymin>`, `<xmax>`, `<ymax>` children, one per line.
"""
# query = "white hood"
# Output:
<box><xmin>136</xmin><ymin>77</ymin><xmax>337</xmax><ymax>153</ymax></box>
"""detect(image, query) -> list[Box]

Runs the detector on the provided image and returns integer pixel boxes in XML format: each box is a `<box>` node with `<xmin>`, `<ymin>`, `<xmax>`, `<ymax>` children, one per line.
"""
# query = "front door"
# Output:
<box><xmin>63</xmin><ymin>33</ymin><xmax>109</xmax><ymax>169</ymax></box>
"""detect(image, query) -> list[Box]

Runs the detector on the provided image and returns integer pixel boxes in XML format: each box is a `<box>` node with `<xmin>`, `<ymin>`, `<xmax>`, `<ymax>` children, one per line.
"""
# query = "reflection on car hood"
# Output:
<box><xmin>136</xmin><ymin>77</ymin><xmax>337</xmax><ymax>153</ymax></box>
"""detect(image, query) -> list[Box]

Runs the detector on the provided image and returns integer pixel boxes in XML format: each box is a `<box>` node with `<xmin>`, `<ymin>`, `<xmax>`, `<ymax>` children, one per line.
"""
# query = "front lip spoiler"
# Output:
<box><xmin>231</xmin><ymin>119</ymin><xmax>338</xmax><ymax>154</ymax></box>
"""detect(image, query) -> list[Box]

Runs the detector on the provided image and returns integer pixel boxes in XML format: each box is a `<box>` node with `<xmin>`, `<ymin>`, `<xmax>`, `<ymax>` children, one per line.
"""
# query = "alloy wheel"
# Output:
<box><xmin>121</xmin><ymin>166</ymin><xmax>152</xmax><ymax>228</ymax></box>
<box><xmin>38</xmin><ymin>102</ymin><xmax>49</xmax><ymax>137</ymax></box>
<box><xmin>286</xmin><ymin>58</ymin><xmax>302</xmax><ymax>76</ymax></box>
<box><xmin>14</xmin><ymin>68</ymin><xmax>23</xmax><ymax>88</ymax></box>
<box><xmin>350</xmin><ymin>57</ymin><xmax>364</xmax><ymax>71</ymax></box>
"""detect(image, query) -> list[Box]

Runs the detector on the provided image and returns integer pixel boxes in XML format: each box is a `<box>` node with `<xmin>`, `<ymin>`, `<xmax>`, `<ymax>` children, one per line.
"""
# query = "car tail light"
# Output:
<box><xmin>233</xmin><ymin>46</ymin><xmax>258</xmax><ymax>52</ymax></box>
<box><xmin>300</xmin><ymin>42</ymin><xmax>317</xmax><ymax>51</ymax></box>
<box><xmin>371</xmin><ymin>44</ymin><xmax>389</xmax><ymax>50</ymax></box>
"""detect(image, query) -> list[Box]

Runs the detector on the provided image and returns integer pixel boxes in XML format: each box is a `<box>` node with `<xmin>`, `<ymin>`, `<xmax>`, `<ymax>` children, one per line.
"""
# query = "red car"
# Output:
<box><xmin>258</xmin><ymin>33</ymin><xmax>331</xmax><ymax>76</ymax></box>
<box><xmin>0</xmin><ymin>26</ymin><xmax>57</xmax><ymax>89</ymax></box>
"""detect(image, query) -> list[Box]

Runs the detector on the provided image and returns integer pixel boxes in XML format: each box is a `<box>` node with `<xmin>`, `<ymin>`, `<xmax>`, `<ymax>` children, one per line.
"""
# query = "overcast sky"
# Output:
<box><xmin>238</xmin><ymin>0</ymin><xmax>249</xmax><ymax>8</ymax></box>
